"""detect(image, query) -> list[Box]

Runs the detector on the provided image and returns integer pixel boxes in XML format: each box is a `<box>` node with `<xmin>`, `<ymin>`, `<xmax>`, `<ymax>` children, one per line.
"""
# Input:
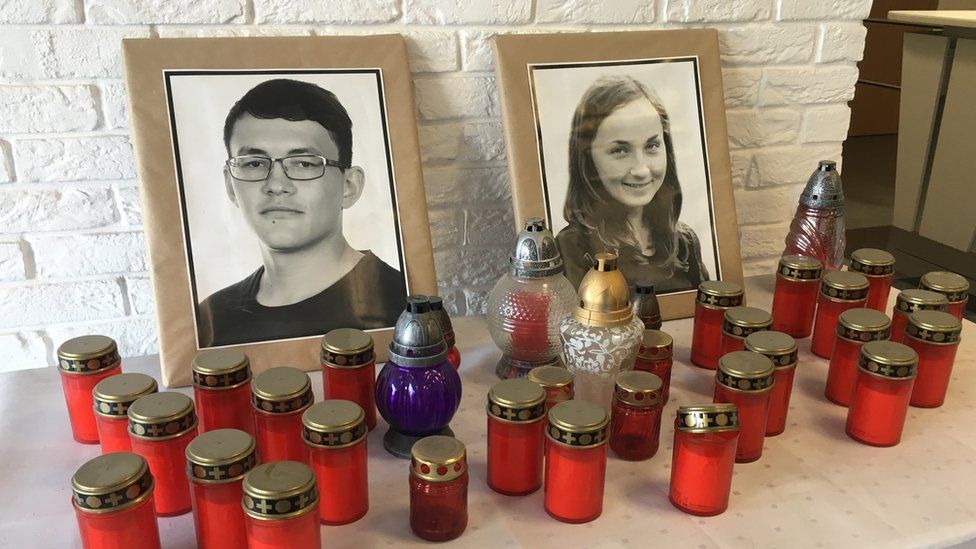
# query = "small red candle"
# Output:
<box><xmin>302</xmin><ymin>400</ymin><xmax>369</xmax><ymax>524</ymax></box>
<box><xmin>669</xmin><ymin>404</ymin><xmax>739</xmax><ymax>516</ymax></box>
<box><xmin>320</xmin><ymin>328</ymin><xmax>377</xmax><ymax>431</ymax></box>
<box><xmin>242</xmin><ymin>462</ymin><xmax>321</xmax><ymax>549</ymax></box>
<box><xmin>690</xmin><ymin>281</ymin><xmax>745</xmax><ymax>370</ymax></box>
<box><xmin>72</xmin><ymin>452</ymin><xmax>160</xmax><ymax>549</ymax></box>
<box><xmin>719</xmin><ymin>306</ymin><xmax>772</xmax><ymax>357</ymax></box>
<box><xmin>634</xmin><ymin>329</ymin><xmax>673</xmax><ymax>402</ymax></box>
<box><xmin>544</xmin><ymin>400</ymin><xmax>609</xmax><ymax>523</ymax></box>
<box><xmin>920</xmin><ymin>271</ymin><xmax>969</xmax><ymax>320</ymax></box>
<box><xmin>93</xmin><ymin>373</ymin><xmax>158</xmax><ymax>454</ymax></box>
<box><xmin>904</xmin><ymin>310</ymin><xmax>962</xmax><ymax>408</ymax></box>
<box><xmin>890</xmin><ymin>289</ymin><xmax>947</xmax><ymax>344</ymax></box>
<box><xmin>849</xmin><ymin>248</ymin><xmax>895</xmax><ymax>312</ymax></box>
<box><xmin>526</xmin><ymin>365</ymin><xmax>574</xmax><ymax>410</ymax></box>
<box><xmin>744</xmin><ymin>331</ymin><xmax>797</xmax><ymax>436</ymax></box>
<box><xmin>410</xmin><ymin>436</ymin><xmax>468</xmax><ymax>542</ymax></box>
<box><xmin>713</xmin><ymin>351</ymin><xmax>774</xmax><ymax>463</ymax></box>
<box><xmin>486</xmin><ymin>378</ymin><xmax>547</xmax><ymax>495</ymax></box>
<box><xmin>251</xmin><ymin>367</ymin><xmax>314</xmax><ymax>463</ymax></box>
<box><xmin>846</xmin><ymin>341</ymin><xmax>918</xmax><ymax>447</ymax></box>
<box><xmin>430</xmin><ymin>296</ymin><xmax>461</xmax><ymax>370</ymax></box>
<box><xmin>824</xmin><ymin>308</ymin><xmax>891</xmax><ymax>406</ymax></box>
<box><xmin>610</xmin><ymin>371</ymin><xmax>664</xmax><ymax>461</ymax></box>
<box><xmin>58</xmin><ymin>335</ymin><xmax>123</xmax><ymax>444</ymax></box>
<box><xmin>186</xmin><ymin>429</ymin><xmax>256</xmax><ymax>549</ymax></box>
<box><xmin>192</xmin><ymin>349</ymin><xmax>254</xmax><ymax>437</ymax></box>
<box><xmin>127</xmin><ymin>392</ymin><xmax>198</xmax><ymax>516</ymax></box>
<box><xmin>811</xmin><ymin>271</ymin><xmax>869</xmax><ymax>358</ymax></box>
<box><xmin>771</xmin><ymin>254</ymin><xmax>823</xmax><ymax>338</ymax></box>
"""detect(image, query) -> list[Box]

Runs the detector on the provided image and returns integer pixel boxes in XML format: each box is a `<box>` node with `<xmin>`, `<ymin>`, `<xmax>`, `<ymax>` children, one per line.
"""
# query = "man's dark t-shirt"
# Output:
<box><xmin>197</xmin><ymin>251</ymin><xmax>407</xmax><ymax>347</ymax></box>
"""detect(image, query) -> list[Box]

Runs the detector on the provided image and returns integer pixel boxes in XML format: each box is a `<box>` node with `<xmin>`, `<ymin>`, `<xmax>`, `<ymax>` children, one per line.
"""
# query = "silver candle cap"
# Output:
<box><xmin>799</xmin><ymin>160</ymin><xmax>845</xmax><ymax>209</ymax></box>
<box><xmin>510</xmin><ymin>217</ymin><xmax>564</xmax><ymax>278</ymax></box>
<box><xmin>428</xmin><ymin>296</ymin><xmax>455</xmax><ymax>348</ymax></box>
<box><xmin>387</xmin><ymin>295</ymin><xmax>449</xmax><ymax>367</ymax></box>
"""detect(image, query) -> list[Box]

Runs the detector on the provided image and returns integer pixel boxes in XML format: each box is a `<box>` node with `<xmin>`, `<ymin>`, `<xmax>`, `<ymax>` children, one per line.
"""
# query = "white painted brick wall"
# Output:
<box><xmin>0</xmin><ymin>0</ymin><xmax>870</xmax><ymax>372</ymax></box>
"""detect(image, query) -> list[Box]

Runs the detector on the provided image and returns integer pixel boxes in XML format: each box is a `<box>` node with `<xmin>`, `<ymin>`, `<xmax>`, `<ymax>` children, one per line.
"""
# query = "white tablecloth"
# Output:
<box><xmin>1</xmin><ymin>275</ymin><xmax>975</xmax><ymax>548</ymax></box>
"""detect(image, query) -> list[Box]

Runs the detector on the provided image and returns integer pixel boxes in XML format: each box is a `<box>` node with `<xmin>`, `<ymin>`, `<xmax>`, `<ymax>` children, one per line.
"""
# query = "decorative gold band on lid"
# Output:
<box><xmin>192</xmin><ymin>349</ymin><xmax>251</xmax><ymax>390</ymax></box>
<box><xmin>676</xmin><ymin>403</ymin><xmax>739</xmax><ymax>433</ymax></box>
<box><xmin>777</xmin><ymin>255</ymin><xmax>823</xmax><ymax>281</ymax></box>
<box><xmin>251</xmin><ymin>367</ymin><xmax>314</xmax><ymax>415</ymax></box>
<box><xmin>614</xmin><ymin>370</ymin><xmax>663</xmax><ymax>407</ymax></box>
<box><xmin>186</xmin><ymin>429</ymin><xmax>257</xmax><ymax>484</ymax></box>
<box><xmin>573</xmin><ymin>253</ymin><xmax>635</xmax><ymax>328</ymax></box>
<box><xmin>850</xmin><ymin>248</ymin><xmax>895</xmax><ymax>277</ymax></box>
<box><xmin>716</xmin><ymin>351</ymin><xmax>775</xmax><ymax>392</ymax></box>
<box><xmin>696</xmin><ymin>280</ymin><xmax>744</xmax><ymax>309</ymax></box>
<box><xmin>243</xmin><ymin>462</ymin><xmax>318</xmax><ymax>521</ymax></box>
<box><xmin>744</xmin><ymin>331</ymin><xmax>797</xmax><ymax>369</ymax></box>
<box><xmin>57</xmin><ymin>335</ymin><xmax>120</xmax><ymax>375</ymax></box>
<box><xmin>820</xmin><ymin>271</ymin><xmax>870</xmax><ymax>302</ymax></box>
<box><xmin>638</xmin><ymin>329</ymin><xmax>673</xmax><ymax>359</ymax></box>
<box><xmin>858</xmin><ymin>341</ymin><xmax>917</xmax><ymax>380</ymax></box>
<box><xmin>93</xmin><ymin>373</ymin><xmax>158</xmax><ymax>418</ymax></box>
<box><xmin>72</xmin><ymin>452</ymin><xmax>154</xmax><ymax>514</ymax></box>
<box><xmin>906</xmin><ymin>310</ymin><xmax>962</xmax><ymax>345</ymax></box>
<box><xmin>527</xmin><ymin>365</ymin><xmax>574</xmax><ymax>389</ymax></box>
<box><xmin>836</xmin><ymin>308</ymin><xmax>892</xmax><ymax>343</ymax></box>
<box><xmin>302</xmin><ymin>400</ymin><xmax>367</xmax><ymax>448</ymax></box>
<box><xmin>320</xmin><ymin>328</ymin><xmax>375</xmax><ymax>369</ymax></box>
<box><xmin>487</xmin><ymin>378</ymin><xmax>547</xmax><ymax>423</ymax></box>
<box><xmin>895</xmin><ymin>289</ymin><xmax>948</xmax><ymax>315</ymax></box>
<box><xmin>127</xmin><ymin>392</ymin><xmax>197</xmax><ymax>440</ymax></box>
<box><xmin>721</xmin><ymin>306</ymin><xmax>773</xmax><ymax>339</ymax></box>
<box><xmin>546</xmin><ymin>400</ymin><xmax>609</xmax><ymax>448</ymax></box>
<box><xmin>410</xmin><ymin>435</ymin><xmax>467</xmax><ymax>483</ymax></box>
<box><xmin>920</xmin><ymin>271</ymin><xmax>970</xmax><ymax>303</ymax></box>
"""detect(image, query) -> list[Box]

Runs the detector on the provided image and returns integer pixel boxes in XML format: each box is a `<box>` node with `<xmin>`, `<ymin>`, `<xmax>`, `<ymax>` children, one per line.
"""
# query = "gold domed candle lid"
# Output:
<box><xmin>251</xmin><ymin>366</ymin><xmax>314</xmax><ymax>415</ymax></box>
<box><xmin>243</xmin><ymin>462</ymin><xmax>318</xmax><ymax>520</ymax></box>
<box><xmin>573</xmin><ymin>253</ymin><xmax>634</xmax><ymax>328</ymax></box>
<box><xmin>186</xmin><ymin>429</ymin><xmax>257</xmax><ymax>484</ymax></box>
<box><xmin>777</xmin><ymin>255</ymin><xmax>824</xmax><ymax>281</ymax></box>
<box><xmin>859</xmin><ymin>341</ymin><xmax>917</xmax><ymax>379</ymax></box>
<box><xmin>837</xmin><ymin>308</ymin><xmax>892</xmax><ymax>342</ymax></box>
<box><xmin>614</xmin><ymin>370</ymin><xmax>663</xmax><ymax>407</ymax></box>
<box><xmin>192</xmin><ymin>349</ymin><xmax>251</xmax><ymax>390</ymax></box>
<box><xmin>546</xmin><ymin>400</ymin><xmax>609</xmax><ymax>447</ymax></box>
<box><xmin>820</xmin><ymin>271</ymin><xmax>869</xmax><ymax>301</ymax></box>
<box><xmin>850</xmin><ymin>248</ymin><xmax>895</xmax><ymax>276</ymax></box>
<box><xmin>638</xmin><ymin>329</ymin><xmax>673</xmax><ymax>359</ymax></box>
<box><xmin>93</xmin><ymin>373</ymin><xmax>158</xmax><ymax>418</ymax></box>
<box><xmin>320</xmin><ymin>328</ymin><xmax>375</xmax><ymax>369</ymax></box>
<box><xmin>722</xmin><ymin>306</ymin><xmax>772</xmax><ymax>339</ymax></box>
<box><xmin>744</xmin><ymin>331</ymin><xmax>797</xmax><ymax>369</ymax></box>
<box><xmin>920</xmin><ymin>271</ymin><xmax>970</xmax><ymax>302</ymax></box>
<box><xmin>906</xmin><ymin>310</ymin><xmax>962</xmax><ymax>345</ymax></box>
<box><xmin>127</xmin><ymin>392</ymin><xmax>197</xmax><ymax>440</ymax></box>
<box><xmin>717</xmin><ymin>351</ymin><xmax>774</xmax><ymax>392</ymax></box>
<box><xmin>410</xmin><ymin>436</ymin><xmax>467</xmax><ymax>482</ymax></box>
<box><xmin>302</xmin><ymin>400</ymin><xmax>367</xmax><ymax>448</ymax></box>
<box><xmin>696</xmin><ymin>280</ymin><xmax>744</xmax><ymax>308</ymax></box>
<box><xmin>57</xmin><ymin>335</ymin><xmax>120</xmax><ymax>375</ymax></box>
<box><xmin>488</xmin><ymin>378</ymin><xmax>546</xmax><ymax>423</ymax></box>
<box><xmin>895</xmin><ymin>289</ymin><xmax>948</xmax><ymax>315</ymax></box>
<box><xmin>676</xmin><ymin>403</ymin><xmax>739</xmax><ymax>433</ymax></box>
<box><xmin>72</xmin><ymin>452</ymin><xmax>154</xmax><ymax>514</ymax></box>
<box><xmin>527</xmin><ymin>365</ymin><xmax>574</xmax><ymax>389</ymax></box>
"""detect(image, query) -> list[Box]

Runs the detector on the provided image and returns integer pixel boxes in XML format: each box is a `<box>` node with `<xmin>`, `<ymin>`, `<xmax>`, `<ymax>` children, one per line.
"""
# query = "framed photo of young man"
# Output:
<box><xmin>493</xmin><ymin>29</ymin><xmax>743</xmax><ymax>320</ymax></box>
<box><xmin>123</xmin><ymin>36</ymin><xmax>436</xmax><ymax>386</ymax></box>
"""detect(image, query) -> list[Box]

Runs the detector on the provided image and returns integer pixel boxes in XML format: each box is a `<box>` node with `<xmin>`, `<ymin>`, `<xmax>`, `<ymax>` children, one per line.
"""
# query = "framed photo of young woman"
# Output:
<box><xmin>493</xmin><ymin>29</ymin><xmax>743</xmax><ymax>320</ymax></box>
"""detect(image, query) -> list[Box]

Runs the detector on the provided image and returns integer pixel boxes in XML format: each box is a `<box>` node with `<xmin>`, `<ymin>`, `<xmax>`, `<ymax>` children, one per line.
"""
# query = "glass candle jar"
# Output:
<box><xmin>811</xmin><ymin>271</ymin><xmax>870</xmax><ymax>358</ymax></box>
<box><xmin>850</xmin><ymin>248</ymin><xmax>895</xmax><ymax>312</ymax></box>
<box><xmin>544</xmin><ymin>400</ymin><xmax>610</xmax><ymax>523</ymax></box>
<box><xmin>719</xmin><ymin>306</ymin><xmax>773</xmax><ymax>357</ymax></box>
<box><xmin>771</xmin><ymin>254</ymin><xmax>824</xmax><ymax>338</ymax></box>
<box><xmin>920</xmin><ymin>270</ymin><xmax>970</xmax><ymax>321</ymax></box>
<box><xmin>72</xmin><ymin>452</ymin><xmax>160</xmax><ymax>549</ymax></box>
<box><xmin>690</xmin><ymin>281</ymin><xmax>745</xmax><ymax>370</ymax></box>
<box><xmin>192</xmin><ymin>349</ymin><xmax>254</xmax><ymax>436</ymax></box>
<box><xmin>610</xmin><ymin>371</ymin><xmax>664</xmax><ymax>461</ymax></box>
<box><xmin>824</xmin><ymin>309</ymin><xmax>891</xmax><ymax>406</ymax></box>
<box><xmin>430</xmin><ymin>296</ymin><xmax>461</xmax><ymax>370</ymax></box>
<box><xmin>127</xmin><ymin>392</ymin><xmax>198</xmax><ymax>516</ymax></box>
<box><xmin>58</xmin><ymin>335</ymin><xmax>123</xmax><ymax>444</ymax></box>
<box><xmin>846</xmin><ymin>341</ymin><xmax>918</xmax><ymax>447</ymax></box>
<box><xmin>487</xmin><ymin>378</ymin><xmax>547</xmax><ymax>496</ymax></box>
<box><xmin>410</xmin><ymin>436</ymin><xmax>468</xmax><ymax>542</ymax></box>
<box><xmin>320</xmin><ymin>328</ymin><xmax>377</xmax><ymax>431</ymax></box>
<box><xmin>890</xmin><ymin>289</ymin><xmax>948</xmax><ymax>344</ymax></box>
<box><xmin>302</xmin><ymin>400</ymin><xmax>369</xmax><ymax>525</ymax></box>
<box><xmin>632</xmin><ymin>282</ymin><xmax>662</xmax><ymax>330</ymax></box>
<box><xmin>93</xmin><ymin>373</ymin><xmax>158</xmax><ymax>454</ymax></box>
<box><xmin>634</xmin><ymin>329</ymin><xmax>673</xmax><ymax>402</ymax></box>
<box><xmin>744</xmin><ymin>331</ymin><xmax>797</xmax><ymax>436</ymax></box>
<box><xmin>185</xmin><ymin>429</ymin><xmax>256</xmax><ymax>549</ymax></box>
<box><xmin>669</xmin><ymin>404</ymin><xmax>740</xmax><ymax>516</ymax></box>
<box><xmin>904</xmin><ymin>310</ymin><xmax>962</xmax><ymax>408</ymax></box>
<box><xmin>251</xmin><ymin>366</ymin><xmax>314</xmax><ymax>464</ymax></box>
<box><xmin>527</xmin><ymin>365</ymin><xmax>574</xmax><ymax>410</ymax></box>
<box><xmin>713</xmin><ymin>351</ymin><xmax>774</xmax><ymax>463</ymax></box>
<box><xmin>242</xmin><ymin>461</ymin><xmax>321</xmax><ymax>549</ymax></box>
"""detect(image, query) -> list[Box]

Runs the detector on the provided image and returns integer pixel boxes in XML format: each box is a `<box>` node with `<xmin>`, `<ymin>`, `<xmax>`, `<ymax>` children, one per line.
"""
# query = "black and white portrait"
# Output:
<box><xmin>529</xmin><ymin>58</ymin><xmax>721</xmax><ymax>294</ymax></box>
<box><xmin>165</xmin><ymin>70</ymin><xmax>408</xmax><ymax>348</ymax></box>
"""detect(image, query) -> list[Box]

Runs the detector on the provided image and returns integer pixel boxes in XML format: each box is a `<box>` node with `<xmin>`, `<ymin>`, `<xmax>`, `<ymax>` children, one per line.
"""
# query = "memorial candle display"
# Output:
<box><xmin>904</xmin><ymin>310</ymin><xmax>962</xmax><ymax>408</ymax></box>
<box><xmin>811</xmin><ymin>271</ymin><xmax>869</xmax><ymax>358</ymax></box>
<box><xmin>242</xmin><ymin>462</ymin><xmax>321</xmax><ymax>549</ymax></box>
<box><xmin>824</xmin><ymin>308</ymin><xmax>891</xmax><ymax>406</ymax></box>
<box><xmin>919</xmin><ymin>271</ymin><xmax>970</xmax><ymax>321</ymax></box>
<box><xmin>192</xmin><ymin>349</ymin><xmax>254</xmax><ymax>436</ymax></box>
<box><xmin>744</xmin><ymin>331</ymin><xmax>797</xmax><ymax>436</ymax></box>
<box><xmin>713</xmin><ymin>351</ymin><xmax>774</xmax><ymax>463</ymax></box>
<box><xmin>719</xmin><ymin>306</ymin><xmax>773</xmax><ymax>357</ymax></box>
<box><xmin>93</xmin><ymin>373</ymin><xmax>158</xmax><ymax>454</ymax></box>
<box><xmin>320</xmin><ymin>328</ymin><xmax>377</xmax><ymax>431</ymax></box>
<box><xmin>185</xmin><ymin>429</ymin><xmax>256</xmax><ymax>549</ymax></box>
<box><xmin>690</xmin><ymin>281</ymin><xmax>745</xmax><ymax>370</ymax></box>
<box><xmin>409</xmin><ymin>436</ymin><xmax>468</xmax><ymax>542</ymax></box>
<box><xmin>609</xmin><ymin>370</ymin><xmax>664</xmax><ymax>461</ymax></box>
<box><xmin>302</xmin><ymin>400</ymin><xmax>369</xmax><ymax>524</ymax></box>
<box><xmin>634</xmin><ymin>329</ymin><xmax>673</xmax><ymax>402</ymax></box>
<box><xmin>486</xmin><ymin>378</ymin><xmax>547</xmax><ymax>496</ymax></box>
<box><xmin>846</xmin><ymin>341</ymin><xmax>918</xmax><ymax>447</ymax></box>
<box><xmin>849</xmin><ymin>248</ymin><xmax>895</xmax><ymax>312</ymax></box>
<box><xmin>544</xmin><ymin>400</ymin><xmax>610</xmax><ymax>523</ymax></box>
<box><xmin>58</xmin><ymin>335</ymin><xmax>123</xmax><ymax>444</ymax></box>
<box><xmin>669</xmin><ymin>404</ymin><xmax>740</xmax><ymax>516</ymax></box>
<box><xmin>890</xmin><ymin>289</ymin><xmax>948</xmax><ymax>344</ymax></box>
<box><xmin>429</xmin><ymin>296</ymin><xmax>461</xmax><ymax>370</ymax></box>
<box><xmin>770</xmin><ymin>254</ymin><xmax>823</xmax><ymax>338</ymax></box>
<box><xmin>72</xmin><ymin>452</ymin><xmax>161</xmax><ymax>549</ymax></box>
<box><xmin>250</xmin><ymin>367</ymin><xmax>314</xmax><ymax>463</ymax></box>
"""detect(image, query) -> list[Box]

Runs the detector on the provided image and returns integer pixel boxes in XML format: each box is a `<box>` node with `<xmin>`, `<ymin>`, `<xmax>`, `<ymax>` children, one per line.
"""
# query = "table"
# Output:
<box><xmin>2</xmin><ymin>275</ymin><xmax>975</xmax><ymax>548</ymax></box>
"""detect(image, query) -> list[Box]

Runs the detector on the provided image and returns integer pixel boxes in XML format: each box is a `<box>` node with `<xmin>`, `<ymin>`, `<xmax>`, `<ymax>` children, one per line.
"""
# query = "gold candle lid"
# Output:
<box><xmin>72</xmin><ymin>452</ymin><xmax>154</xmax><ymax>514</ymax></box>
<box><xmin>716</xmin><ymin>351</ymin><xmax>774</xmax><ymax>392</ymax></box>
<box><xmin>546</xmin><ymin>400</ymin><xmax>609</xmax><ymax>447</ymax></box>
<box><xmin>57</xmin><ymin>335</ymin><xmax>120</xmax><ymax>375</ymax></box>
<box><xmin>721</xmin><ymin>306</ymin><xmax>773</xmax><ymax>339</ymax></box>
<box><xmin>850</xmin><ymin>248</ymin><xmax>895</xmax><ymax>276</ymax></box>
<box><xmin>777</xmin><ymin>255</ymin><xmax>824</xmax><ymax>281</ymax></box>
<box><xmin>410</xmin><ymin>435</ymin><xmax>467</xmax><ymax>482</ymax></box>
<box><xmin>906</xmin><ymin>310</ymin><xmax>962</xmax><ymax>345</ymax></box>
<box><xmin>243</xmin><ymin>462</ymin><xmax>318</xmax><ymax>521</ymax></box>
<box><xmin>858</xmin><ymin>341</ymin><xmax>917</xmax><ymax>379</ymax></box>
<box><xmin>696</xmin><ymin>280</ymin><xmax>744</xmax><ymax>309</ymax></box>
<box><xmin>820</xmin><ymin>271</ymin><xmax>869</xmax><ymax>302</ymax></box>
<box><xmin>895</xmin><ymin>289</ymin><xmax>948</xmax><ymax>315</ymax></box>
<box><xmin>573</xmin><ymin>253</ymin><xmax>634</xmax><ymax>328</ymax></box>
<box><xmin>93</xmin><ymin>373</ymin><xmax>158</xmax><ymax>418</ymax></box>
<box><xmin>744</xmin><ymin>331</ymin><xmax>797</xmax><ymax>369</ymax></box>
<box><xmin>192</xmin><ymin>349</ymin><xmax>251</xmax><ymax>390</ymax></box>
<box><xmin>614</xmin><ymin>370</ymin><xmax>663</xmax><ymax>407</ymax></box>
<box><xmin>127</xmin><ymin>392</ymin><xmax>197</xmax><ymax>440</ymax></box>
<box><xmin>186</xmin><ymin>429</ymin><xmax>257</xmax><ymax>484</ymax></box>
<box><xmin>488</xmin><ymin>378</ymin><xmax>547</xmax><ymax>423</ymax></box>
<box><xmin>676</xmin><ymin>403</ymin><xmax>739</xmax><ymax>433</ymax></box>
<box><xmin>836</xmin><ymin>308</ymin><xmax>892</xmax><ymax>342</ymax></box>
<box><xmin>251</xmin><ymin>366</ymin><xmax>314</xmax><ymax>415</ymax></box>
<box><xmin>302</xmin><ymin>400</ymin><xmax>367</xmax><ymax>448</ymax></box>
<box><xmin>637</xmin><ymin>329</ymin><xmax>673</xmax><ymax>359</ymax></box>
<box><xmin>527</xmin><ymin>365</ymin><xmax>574</xmax><ymax>389</ymax></box>
<box><xmin>920</xmin><ymin>271</ymin><xmax>970</xmax><ymax>303</ymax></box>
<box><xmin>320</xmin><ymin>328</ymin><xmax>375</xmax><ymax>369</ymax></box>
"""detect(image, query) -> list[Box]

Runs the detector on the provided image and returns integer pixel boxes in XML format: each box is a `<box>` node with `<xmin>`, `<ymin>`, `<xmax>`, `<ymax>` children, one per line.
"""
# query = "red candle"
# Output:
<box><xmin>127</xmin><ymin>392</ymin><xmax>198</xmax><ymax>516</ymax></box>
<box><xmin>846</xmin><ymin>341</ymin><xmax>918</xmax><ymax>447</ymax></box>
<box><xmin>744</xmin><ymin>331</ymin><xmax>798</xmax><ymax>436</ymax></box>
<box><xmin>72</xmin><ymin>452</ymin><xmax>160</xmax><ymax>549</ymax></box>
<box><xmin>771</xmin><ymin>254</ymin><xmax>823</xmax><ymax>338</ymax></box>
<box><xmin>544</xmin><ymin>400</ymin><xmax>609</xmax><ymax>523</ymax></box>
<box><xmin>691</xmin><ymin>281</ymin><xmax>745</xmax><ymax>370</ymax></box>
<box><xmin>430</xmin><ymin>296</ymin><xmax>461</xmax><ymax>370</ymax></box>
<box><xmin>890</xmin><ymin>289</ymin><xmax>947</xmax><ymax>344</ymax></box>
<box><xmin>849</xmin><ymin>248</ymin><xmax>895</xmax><ymax>312</ymax></box>
<box><xmin>526</xmin><ymin>365</ymin><xmax>574</xmax><ymax>410</ymax></box>
<box><xmin>610</xmin><ymin>371</ymin><xmax>664</xmax><ymax>461</ymax></box>
<box><xmin>251</xmin><ymin>367</ymin><xmax>314</xmax><ymax>464</ymax></box>
<box><xmin>904</xmin><ymin>310</ymin><xmax>962</xmax><ymax>408</ymax></box>
<box><xmin>486</xmin><ymin>378</ymin><xmax>547</xmax><ymax>495</ymax></box>
<box><xmin>713</xmin><ymin>351</ymin><xmax>774</xmax><ymax>463</ymax></box>
<box><xmin>669</xmin><ymin>404</ymin><xmax>739</xmax><ymax>516</ymax></box>
<box><xmin>57</xmin><ymin>335</ymin><xmax>123</xmax><ymax>444</ymax></box>
<box><xmin>192</xmin><ymin>349</ymin><xmax>254</xmax><ymax>436</ymax></box>
<box><xmin>824</xmin><ymin>308</ymin><xmax>891</xmax><ymax>406</ymax></box>
<box><xmin>186</xmin><ymin>429</ymin><xmax>256</xmax><ymax>549</ymax></box>
<box><xmin>634</xmin><ymin>329</ymin><xmax>673</xmax><ymax>402</ymax></box>
<box><xmin>410</xmin><ymin>436</ymin><xmax>468</xmax><ymax>542</ymax></box>
<box><xmin>242</xmin><ymin>462</ymin><xmax>321</xmax><ymax>549</ymax></box>
<box><xmin>811</xmin><ymin>271</ymin><xmax>869</xmax><ymax>358</ymax></box>
<box><xmin>320</xmin><ymin>328</ymin><xmax>377</xmax><ymax>431</ymax></box>
<box><xmin>93</xmin><ymin>373</ymin><xmax>158</xmax><ymax>454</ymax></box>
<box><xmin>920</xmin><ymin>270</ymin><xmax>969</xmax><ymax>320</ymax></box>
<box><xmin>719</xmin><ymin>306</ymin><xmax>772</xmax><ymax>357</ymax></box>
<box><xmin>302</xmin><ymin>400</ymin><xmax>369</xmax><ymax>524</ymax></box>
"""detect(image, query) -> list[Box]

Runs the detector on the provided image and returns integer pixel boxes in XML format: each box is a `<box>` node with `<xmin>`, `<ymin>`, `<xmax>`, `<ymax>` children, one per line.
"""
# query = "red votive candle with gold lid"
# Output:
<box><xmin>849</xmin><ymin>248</ymin><xmax>895</xmax><ymax>312</ymax></box>
<box><xmin>72</xmin><ymin>452</ymin><xmax>160</xmax><ymax>549</ymax></box>
<box><xmin>846</xmin><ymin>341</ymin><xmax>918</xmax><ymax>447</ymax></box>
<box><xmin>744</xmin><ymin>331</ymin><xmax>797</xmax><ymax>436</ymax></box>
<box><xmin>691</xmin><ymin>281</ymin><xmax>745</xmax><ymax>370</ymax></box>
<box><xmin>527</xmin><ymin>365</ymin><xmax>574</xmax><ymax>410</ymax></box>
<box><xmin>544</xmin><ymin>400</ymin><xmax>610</xmax><ymax>523</ymax></box>
<box><xmin>410</xmin><ymin>436</ymin><xmax>469</xmax><ymax>542</ymax></box>
<box><xmin>713</xmin><ymin>351</ymin><xmax>774</xmax><ymax>463</ymax></box>
<box><xmin>634</xmin><ymin>329</ymin><xmax>673</xmax><ymax>402</ymax></box>
<box><xmin>242</xmin><ymin>461</ymin><xmax>321</xmax><ymax>549</ymax></box>
<box><xmin>890</xmin><ymin>289</ymin><xmax>947</xmax><ymax>344</ymax></box>
<box><xmin>825</xmin><ymin>308</ymin><xmax>891</xmax><ymax>406</ymax></box>
<box><xmin>610</xmin><ymin>371</ymin><xmax>664</xmax><ymax>461</ymax></box>
<box><xmin>669</xmin><ymin>404</ymin><xmax>739</xmax><ymax>516</ymax></box>
<box><xmin>93</xmin><ymin>373</ymin><xmax>158</xmax><ymax>454</ymax></box>
<box><xmin>486</xmin><ymin>378</ymin><xmax>547</xmax><ymax>496</ymax></box>
<box><xmin>811</xmin><ymin>271</ymin><xmax>870</xmax><ymax>358</ymax></box>
<box><xmin>58</xmin><ymin>335</ymin><xmax>123</xmax><ymax>444</ymax></box>
<box><xmin>302</xmin><ymin>400</ymin><xmax>369</xmax><ymax>525</ymax></box>
<box><xmin>904</xmin><ymin>310</ymin><xmax>962</xmax><ymax>408</ymax></box>
<box><xmin>771</xmin><ymin>254</ymin><xmax>824</xmax><ymax>338</ymax></box>
<box><xmin>251</xmin><ymin>366</ymin><xmax>314</xmax><ymax>463</ymax></box>
<box><xmin>719</xmin><ymin>306</ymin><xmax>772</xmax><ymax>357</ymax></box>
<box><xmin>320</xmin><ymin>328</ymin><xmax>377</xmax><ymax>431</ymax></box>
<box><xmin>186</xmin><ymin>429</ymin><xmax>256</xmax><ymax>549</ymax></box>
<box><xmin>192</xmin><ymin>349</ymin><xmax>254</xmax><ymax>436</ymax></box>
<box><xmin>920</xmin><ymin>270</ymin><xmax>970</xmax><ymax>321</ymax></box>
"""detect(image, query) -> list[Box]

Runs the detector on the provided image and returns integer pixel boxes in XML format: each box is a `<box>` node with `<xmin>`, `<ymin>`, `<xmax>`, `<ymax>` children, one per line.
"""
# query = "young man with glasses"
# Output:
<box><xmin>197</xmin><ymin>78</ymin><xmax>407</xmax><ymax>347</ymax></box>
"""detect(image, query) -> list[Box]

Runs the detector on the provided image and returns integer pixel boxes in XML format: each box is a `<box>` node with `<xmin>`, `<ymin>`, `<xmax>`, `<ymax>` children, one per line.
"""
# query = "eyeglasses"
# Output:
<box><xmin>226</xmin><ymin>154</ymin><xmax>346</xmax><ymax>181</ymax></box>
